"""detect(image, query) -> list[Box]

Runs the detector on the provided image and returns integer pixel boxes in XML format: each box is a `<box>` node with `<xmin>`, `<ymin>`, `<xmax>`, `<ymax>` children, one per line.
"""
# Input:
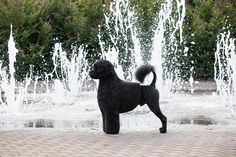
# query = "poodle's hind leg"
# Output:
<box><xmin>148</xmin><ymin>104</ymin><xmax>167</xmax><ymax>133</ymax></box>
<box><xmin>143</xmin><ymin>88</ymin><xmax>167</xmax><ymax>133</ymax></box>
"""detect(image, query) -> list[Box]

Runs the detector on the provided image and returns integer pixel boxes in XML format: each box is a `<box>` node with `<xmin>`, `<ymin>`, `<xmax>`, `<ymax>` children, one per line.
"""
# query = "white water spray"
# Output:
<box><xmin>99</xmin><ymin>0</ymin><xmax>186</xmax><ymax>99</ymax></box>
<box><xmin>0</xmin><ymin>25</ymin><xmax>19</xmax><ymax>113</ymax></box>
<box><xmin>0</xmin><ymin>27</ymin><xmax>90</xmax><ymax>114</ymax></box>
<box><xmin>214</xmin><ymin>31</ymin><xmax>236</xmax><ymax>111</ymax></box>
<box><xmin>151</xmin><ymin>0</ymin><xmax>186</xmax><ymax>93</ymax></box>
<box><xmin>99</xmin><ymin>0</ymin><xmax>143</xmax><ymax>80</ymax></box>
<box><xmin>51</xmin><ymin>43</ymin><xmax>89</xmax><ymax>104</ymax></box>
<box><xmin>96</xmin><ymin>0</ymin><xmax>185</xmax><ymax>117</ymax></box>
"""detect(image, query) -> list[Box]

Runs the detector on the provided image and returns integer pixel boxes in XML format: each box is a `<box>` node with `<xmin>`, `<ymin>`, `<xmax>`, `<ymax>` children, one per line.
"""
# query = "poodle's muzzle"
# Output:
<box><xmin>89</xmin><ymin>67</ymin><xmax>97</xmax><ymax>79</ymax></box>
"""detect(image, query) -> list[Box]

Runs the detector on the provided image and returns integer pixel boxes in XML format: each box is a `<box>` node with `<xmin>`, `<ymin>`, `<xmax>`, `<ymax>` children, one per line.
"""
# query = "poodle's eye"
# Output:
<box><xmin>94</xmin><ymin>64</ymin><xmax>98</xmax><ymax>70</ymax></box>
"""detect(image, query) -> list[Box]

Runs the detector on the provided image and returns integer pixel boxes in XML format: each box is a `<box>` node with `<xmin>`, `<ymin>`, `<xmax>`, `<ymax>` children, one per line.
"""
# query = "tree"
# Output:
<box><xmin>184</xmin><ymin>0</ymin><xmax>236</xmax><ymax>79</ymax></box>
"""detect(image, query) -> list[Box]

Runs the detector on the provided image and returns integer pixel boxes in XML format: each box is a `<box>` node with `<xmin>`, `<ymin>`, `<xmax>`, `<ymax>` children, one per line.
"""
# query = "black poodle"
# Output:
<box><xmin>89</xmin><ymin>59</ymin><xmax>167</xmax><ymax>134</ymax></box>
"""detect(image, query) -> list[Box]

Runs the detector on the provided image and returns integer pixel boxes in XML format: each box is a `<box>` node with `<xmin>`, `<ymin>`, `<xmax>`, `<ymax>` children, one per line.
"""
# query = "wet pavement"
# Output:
<box><xmin>0</xmin><ymin>125</ymin><xmax>235</xmax><ymax>157</ymax></box>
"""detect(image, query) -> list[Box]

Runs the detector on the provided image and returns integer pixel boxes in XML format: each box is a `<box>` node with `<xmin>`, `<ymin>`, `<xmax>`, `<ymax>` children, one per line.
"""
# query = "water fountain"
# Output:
<box><xmin>0</xmin><ymin>0</ymin><xmax>235</xmax><ymax>131</ymax></box>
<box><xmin>98</xmin><ymin>0</ymin><xmax>142</xmax><ymax>80</ymax></box>
<box><xmin>214</xmin><ymin>31</ymin><xmax>236</xmax><ymax>112</ymax></box>
<box><xmin>0</xmin><ymin>25</ymin><xmax>27</xmax><ymax>114</ymax></box>
<box><xmin>51</xmin><ymin>43</ymin><xmax>89</xmax><ymax>104</ymax></box>
<box><xmin>0</xmin><ymin>26</ymin><xmax>90</xmax><ymax>114</ymax></box>
<box><xmin>99</xmin><ymin>0</ymin><xmax>186</xmax><ymax>96</ymax></box>
<box><xmin>150</xmin><ymin>0</ymin><xmax>186</xmax><ymax>96</ymax></box>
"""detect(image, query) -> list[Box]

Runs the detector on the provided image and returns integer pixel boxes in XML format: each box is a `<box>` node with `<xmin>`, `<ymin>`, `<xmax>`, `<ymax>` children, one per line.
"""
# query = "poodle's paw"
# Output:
<box><xmin>159</xmin><ymin>127</ymin><xmax>167</xmax><ymax>133</ymax></box>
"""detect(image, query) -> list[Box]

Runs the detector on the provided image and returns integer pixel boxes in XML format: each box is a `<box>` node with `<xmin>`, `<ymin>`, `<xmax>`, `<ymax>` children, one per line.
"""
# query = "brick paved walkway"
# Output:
<box><xmin>0</xmin><ymin>125</ymin><xmax>236</xmax><ymax>157</ymax></box>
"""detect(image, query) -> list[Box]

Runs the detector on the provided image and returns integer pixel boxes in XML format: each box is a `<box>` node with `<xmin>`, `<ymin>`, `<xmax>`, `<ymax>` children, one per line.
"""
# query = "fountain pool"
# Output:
<box><xmin>0</xmin><ymin>89</ymin><xmax>236</xmax><ymax>132</ymax></box>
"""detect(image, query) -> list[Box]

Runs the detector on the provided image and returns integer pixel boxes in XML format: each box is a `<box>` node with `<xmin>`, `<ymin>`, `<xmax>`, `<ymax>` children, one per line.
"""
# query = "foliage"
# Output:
<box><xmin>0</xmin><ymin>0</ymin><xmax>236</xmax><ymax>80</ymax></box>
<box><xmin>0</xmin><ymin>0</ymin><xmax>104</xmax><ymax>80</ymax></box>
<box><xmin>184</xmin><ymin>0</ymin><xmax>236</xmax><ymax>79</ymax></box>
<box><xmin>132</xmin><ymin>0</ymin><xmax>162</xmax><ymax>61</ymax></box>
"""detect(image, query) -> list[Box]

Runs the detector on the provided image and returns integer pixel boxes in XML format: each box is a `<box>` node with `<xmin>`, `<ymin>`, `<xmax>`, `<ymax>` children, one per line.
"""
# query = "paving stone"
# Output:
<box><xmin>0</xmin><ymin>127</ymin><xmax>235</xmax><ymax>157</ymax></box>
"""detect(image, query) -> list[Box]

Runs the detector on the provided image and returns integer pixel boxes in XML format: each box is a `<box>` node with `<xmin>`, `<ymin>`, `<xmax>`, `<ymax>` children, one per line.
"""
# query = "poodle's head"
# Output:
<box><xmin>89</xmin><ymin>59</ymin><xmax>116</xmax><ymax>80</ymax></box>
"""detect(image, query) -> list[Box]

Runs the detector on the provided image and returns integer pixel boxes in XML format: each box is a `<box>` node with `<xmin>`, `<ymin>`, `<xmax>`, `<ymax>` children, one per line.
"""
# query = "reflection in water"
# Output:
<box><xmin>24</xmin><ymin>119</ymin><xmax>99</xmax><ymax>129</ymax></box>
<box><xmin>0</xmin><ymin>119</ymin><xmax>100</xmax><ymax>130</ymax></box>
<box><xmin>175</xmin><ymin>115</ymin><xmax>217</xmax><ymax>125</ymax></box>
<box><xmin>26</xmin><ymin>119</ymin><xmax>54</xmax><ymax>128</ymax></box>
<box><xmin>0</xmin><ymin>114</ymin><xmax>223</xmax><ymax>131</ymax></box>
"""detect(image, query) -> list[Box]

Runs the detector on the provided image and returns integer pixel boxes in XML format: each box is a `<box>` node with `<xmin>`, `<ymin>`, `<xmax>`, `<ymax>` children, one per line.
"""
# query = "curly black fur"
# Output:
<box><xmin>135</xmin><ymin>64</ymin><xmax>156</xmax><ymax>86</ymax></box>
<box><xmin>89</xmin><ymin>59</ymin><xmax>167</xmax><ymax>134</ymax></box>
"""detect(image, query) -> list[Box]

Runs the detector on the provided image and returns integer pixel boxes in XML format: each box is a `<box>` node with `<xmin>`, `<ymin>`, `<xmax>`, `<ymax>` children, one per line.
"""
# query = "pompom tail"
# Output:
<box><xmin>135</xmin><ymin>64</ymin><xmax>155</xmax><ymax>83</ymax></box>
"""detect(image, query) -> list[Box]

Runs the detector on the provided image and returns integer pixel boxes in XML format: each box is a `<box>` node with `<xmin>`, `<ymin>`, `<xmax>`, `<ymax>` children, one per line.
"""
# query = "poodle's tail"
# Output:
<box><xmin>135</xmin><ymin>64</ymin><xmax>156</xmax><ymax>87</ymax></box>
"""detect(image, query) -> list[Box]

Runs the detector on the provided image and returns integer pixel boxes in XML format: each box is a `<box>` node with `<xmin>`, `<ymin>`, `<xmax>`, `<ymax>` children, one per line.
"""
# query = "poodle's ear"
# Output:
<box><xmin>102</xmin><ymin>61</ymin><xmax>115</xmax><ymax>78</ymax></box>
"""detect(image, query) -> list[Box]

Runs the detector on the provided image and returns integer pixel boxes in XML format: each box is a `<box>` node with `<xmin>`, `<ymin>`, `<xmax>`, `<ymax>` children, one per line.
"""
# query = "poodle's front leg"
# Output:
<box><xmin>104</xmin><ymin>109</ymin><xmax>120</xmax><ymax>134</ymax></box>
<box><xmin>100</xmin><ymin>108</ymin><xmax>106</xmax><ymax>133</ymax></box>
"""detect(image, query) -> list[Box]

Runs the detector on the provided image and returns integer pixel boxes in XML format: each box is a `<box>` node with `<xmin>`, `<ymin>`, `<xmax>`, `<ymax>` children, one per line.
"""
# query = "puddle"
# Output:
<box><xmin>0</xmin><ymin>119</ymin><xmax>100</xmax><ymax>130</ymax></box>
<box><xmin>174</xmin><ymin>115</ymin><xmax>217</xmax><ymax>125</ymax></box>
<box><xmin>26</xmin><ymin>119</ymin><xmax>54</xmax><ymax>128</ymax></box>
